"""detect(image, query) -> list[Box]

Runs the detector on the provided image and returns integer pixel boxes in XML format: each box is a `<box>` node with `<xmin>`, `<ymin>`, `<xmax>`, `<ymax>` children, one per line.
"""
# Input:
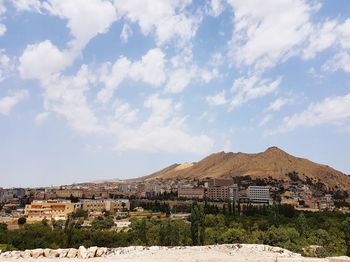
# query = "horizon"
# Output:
<box><xmin>1</xmin><ymin>0</ymin><xmax>350</xmax><ymax>188</ymax></box>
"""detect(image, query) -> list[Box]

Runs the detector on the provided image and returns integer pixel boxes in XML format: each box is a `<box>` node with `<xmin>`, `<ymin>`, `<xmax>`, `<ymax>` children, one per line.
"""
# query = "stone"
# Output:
<box><xmin>59</xmin><ymin>248</ymin><xmax>69</xmax><ymax>258</ymax></box>
<box><xmin>1</xmin><ymin>251</ymin><xmax>11</xmax><ymax>258</ymax></box>
<box><xmin>150</xmin><ymin>246</ymin><xmax>160</xmax><ymax>251</ymax></box>
<box><xmin>78</xmin><ymin>246</ymin><xmax>88</xmax><ymax>259</ymax></box>
<box><xmin>31</xmin><ymin>248</ymin><xmax>44</xmax><ymax>258</ymax></box>
<box><xmin>87</xmin><ymin>246</ymin><xmax>98</xmax><ymax>258</ymax></box>
<box><xmin>23</xmin><ymin>249</ymin><xmax>32</xmax><ymax>258</ymax></box>
<box><xmin>96</xmin><ymin>247</ymin><xmax>108</xmax><ymax>257</ymax></box>
<box><xmin>49</xmin><ymin>249</ymin><xmax>60</xmax><ymax>258</ymax></box>
<box><xmin>67</xmin><ymin>248</ymin><xmax>78</xmax><ymax>258</ymax></box>
<box><xmin>43</xmin><ymin>248</ymin><xmax>51</xmax><ymax>257</ymax></box>
<box><xmin>10</xmin><ymin>250</ymin><xmax>22</xmax><ymax>259</ymax></box>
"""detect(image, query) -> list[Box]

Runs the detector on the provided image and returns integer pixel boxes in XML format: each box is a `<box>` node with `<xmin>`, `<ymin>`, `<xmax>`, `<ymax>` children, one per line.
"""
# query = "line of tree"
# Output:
<box><xmin>0</xmin><ymin>203</ymin><xmax>349</xmax><ymax>257</ymax></box>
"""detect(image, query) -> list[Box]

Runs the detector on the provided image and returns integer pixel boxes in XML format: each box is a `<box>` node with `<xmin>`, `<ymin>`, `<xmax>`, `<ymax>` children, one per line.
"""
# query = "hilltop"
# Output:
<box><xmin>141</xmin><ymin>147</ymin><xmax>350</xmax><ymax>192</ymax></box>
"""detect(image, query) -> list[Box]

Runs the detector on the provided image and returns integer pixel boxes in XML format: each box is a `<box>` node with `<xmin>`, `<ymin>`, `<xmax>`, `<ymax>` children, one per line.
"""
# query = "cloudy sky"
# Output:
<box><xmin>0</xmin><ymin>0</ymin><xmax>350</xmax><ymax>187</ymax></box>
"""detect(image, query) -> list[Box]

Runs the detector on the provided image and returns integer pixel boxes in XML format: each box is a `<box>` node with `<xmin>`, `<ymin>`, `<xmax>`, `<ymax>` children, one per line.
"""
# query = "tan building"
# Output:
<box><xmin>178</xmin><ymin>187</ymin><xmax>205</xmax><ymax>199</ymax></box>
<box><xmin>81</xmin><ymin>199</ymin><xmax>130</xmax><ymax>214</ymax></box>
<box><xmin>24</xmin><ymin>200</ymin><xmax>78</xmax><ymax>221</ymax></box>
<box><xmin>54</xmin><ymin>189</ymin><xmax>84</xmax><ymax>198</ymax></box>
<box><xmin>207</xmin><ymin>185</ymin><xmax>239</xmax><ymax>202</ymax></box>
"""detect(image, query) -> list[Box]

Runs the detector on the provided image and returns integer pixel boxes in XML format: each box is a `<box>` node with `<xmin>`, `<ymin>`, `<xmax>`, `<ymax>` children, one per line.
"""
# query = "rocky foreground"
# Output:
<box><xmin>1</xmin><ymin>244</ymin><xmax>349</xmax><ymax>262</ymax></box>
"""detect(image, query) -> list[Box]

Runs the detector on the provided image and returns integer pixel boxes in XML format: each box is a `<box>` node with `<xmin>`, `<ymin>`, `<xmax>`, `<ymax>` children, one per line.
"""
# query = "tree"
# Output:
<box><xmin>189</xmin><ymin>203</ymin><xmax>205</xmax><ymax>245</ymax></box>
<box><xmin>342</xmin><ymin>218</ymin><xmax>350</xmax><ymax>256</ymax></box>
<box><xmin>296</xmin><ymin>213</ymin><xmax>308</xmax><ymax>237</ymax></box>
<box><xmin>17</xmin><ymin>217</ymin><xmax>27</xmax><ymax>226</ymax></box>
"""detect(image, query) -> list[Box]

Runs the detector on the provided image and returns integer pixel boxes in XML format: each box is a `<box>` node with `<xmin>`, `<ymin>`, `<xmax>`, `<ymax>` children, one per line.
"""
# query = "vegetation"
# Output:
<box><xmin>0</xmin><ymin>203</ymin><xmax>349</xmax><ymax>257</ymax></box>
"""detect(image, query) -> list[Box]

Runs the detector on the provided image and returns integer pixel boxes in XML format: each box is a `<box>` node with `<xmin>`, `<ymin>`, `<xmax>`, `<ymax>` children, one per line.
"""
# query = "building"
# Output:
<box><xmin>178</xmin><ymin>187</ymin><xmax>205</xmax><ymax>199</ymax></box>
<box><xmin>24</xmin><ymin>200</ymin><xmax>79</xmax><ymax>221</ymax></box>
<box><xmin>54</xmin><ymin>189</ymin><xmax>84</xmax><ymax>198</ymax></box>
<box><xmin>247</xmin><ymin>186</ymin><xmax>271</xmax><ymax>204</ymax></box>
<box><xmin>118</xmin><ymin>184</ymin><xmax>130</xmax><ymax>193</ymax></box>
<box><xmin>81</xmin><ymin>199</ymin><xmax>130</xmax><ymax>214</ymax></box>
<box><xmin>207</xmin><ymin>184</ymin><xmax>239</xmax><ymax>202</ymax></box>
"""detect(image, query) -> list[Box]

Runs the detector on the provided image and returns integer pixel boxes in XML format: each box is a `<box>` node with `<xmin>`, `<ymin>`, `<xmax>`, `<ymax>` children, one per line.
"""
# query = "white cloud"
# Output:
<box><xmin>322</xmin><ymin>51</ymin><xmax>350</xmax><ymax>73</ymax></box>
<box><xmin>165</xmin><ymin>68</ymin><xmax>193</xmax><ymax>93</ymax></box>
<box><xmin>115</xmin><ymin>0</ymin><xmax>200</xmax><ymax>46</ymax></box>
<box><xmin>112</xmin><ymin>100</ymin><xmax>138</xmax><ymax>124</ymax></box>
<box><xmin>0</xmin><ymin>49</ymin><xmax>12</xmax><ymax>82</ymax></box>
<box><xmin>302</xmin><ymin>20</ymin><xmax>338</xmax><ymax>59</ymax></box>
<box><xmin>120</xmin><ymin>23</ymin><xmax>133</xmax><ymax>43</ymax></box>
<box><xmin>206</xmin><ymin>0</ymin><xmax>224</xmax><ymax>17</ymax></box>
<box><xmin>98</xmin><ymin>48</ymin><xmax>166</xmax><ymax>103</ymax></box>
<box><xmin>44</xmin><ymin>0</ymin><xmax>117</xmax><ymax>51</ymax></box>
<box><xmin>229</xmin><ymin>75</ymin><xmax>281</xmax><ymax>110</ymax></box>
<box><xmin>41</xmin><ymin>65</ymin><xmax>104</xmax><ymax>134</ymax></box>
<box><xmin>35</xmin><ymin>111</ymin><xmax>50</xmax><ymax>125</ymax></box>
<box><xmin>10</xmin><ymin>0</ymin><xmax>42</xmax><ymax>12</ymax></box>
<box><xmin>259</xmin><ymin>114</ymin><xmax>272</xmax><ymax>127</ymax></box>
<box><xmin>228</xmin><ymin>0</ymin><xmax>315</xmax><ymax>71</ymax></box>
<box><xmin>206</xmin><ymin>90</ymin><xmax>227</xmax><ymax>106</ymax></box>
<box><xmin>166</xmin><ymin>50</ymin><xmax>220</xmax><ymax>94</ymax></box>
<box><xmin>273</xmin><ymin>93</ymin><xmax>350</xmax><ymax>134</ymax></box>
<box><xmin>129</xmin><ymin>48</ymin><xmax>166</xmax><ymax>85</ymax></box>
<box><xmin>18</xmin><ymin>40</ymin><xmax>72</xmax><ymax>80</ymax></box>
<box><xmin>303</xmin><ymin>18</ymin><xmax>350</xmax><ymax>59</ymax></box>
<box><xmin>114</xmin><ymin>94</ymin><xmax>213</xmax><ymax>154</ymax></box>
<box><xmin>268</xmin><ymin>97</ymin><xmax>292</xmax><ymax>112</ymax></box>
<box><xmin>0</xmin><ymin>90</ymin><xmax>29</xmax><ymax>115</ymax></box>
<box><xmin>0</xmin><ymin>23</ymin><xmax>6</xmax><ymax>37</ymax></box>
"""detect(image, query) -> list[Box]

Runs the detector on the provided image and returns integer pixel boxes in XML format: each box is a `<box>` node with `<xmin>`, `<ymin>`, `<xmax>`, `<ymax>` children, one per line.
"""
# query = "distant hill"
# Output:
<box><xmin>141</xmin><ymin>147</ymin><xmax>350</xmax><ymax>192</ymax></box>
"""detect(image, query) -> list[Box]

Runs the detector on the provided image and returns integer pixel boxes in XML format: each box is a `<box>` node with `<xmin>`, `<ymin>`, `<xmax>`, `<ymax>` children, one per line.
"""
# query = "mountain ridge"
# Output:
<box><xmin>140</xmin><ymin>146</ymin><xmax>350</xmax><ymax>191</ymax></box>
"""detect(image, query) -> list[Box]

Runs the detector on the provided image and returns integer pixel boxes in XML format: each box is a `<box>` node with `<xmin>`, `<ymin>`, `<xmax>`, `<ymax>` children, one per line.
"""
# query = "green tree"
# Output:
<box><xmin>342</xmin><ymin>218</ymin><xmax>350</xmax><ymax>256</ymax></box>
<box><xmin>296</xmin><ymin>213</ymin><xmax>308</xmax><ymax>237</ymax></box>
<box><xmin>189</xmin><ymin>203</ymin><xmax>205</xmax><ymax>245</ymax></box>
<box><xmin>17</xmin><ymin>217</ymin><xmax>26</xmax><ymax>226</ymax></box>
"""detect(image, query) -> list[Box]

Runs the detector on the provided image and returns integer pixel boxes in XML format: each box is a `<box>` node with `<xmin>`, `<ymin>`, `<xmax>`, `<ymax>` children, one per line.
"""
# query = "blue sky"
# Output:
<box><xmin>0</xmin><ymin>0</ymin><xmax>350</xmax><ymax>187</ymax></box>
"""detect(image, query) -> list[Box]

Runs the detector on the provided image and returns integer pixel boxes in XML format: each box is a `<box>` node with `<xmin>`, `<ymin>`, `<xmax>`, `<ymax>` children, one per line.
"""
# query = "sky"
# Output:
<box><xmin>0</xmin><ymin>0</ymin><xmax>350</xmax><ymax>188</ymax></box>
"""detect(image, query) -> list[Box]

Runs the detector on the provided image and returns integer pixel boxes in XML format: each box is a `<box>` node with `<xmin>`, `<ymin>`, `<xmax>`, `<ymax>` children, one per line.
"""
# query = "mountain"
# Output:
<box><xmin>142</xmin><ymin>146</ymin><xmax>350</xmax><ymax>191</ymax></box>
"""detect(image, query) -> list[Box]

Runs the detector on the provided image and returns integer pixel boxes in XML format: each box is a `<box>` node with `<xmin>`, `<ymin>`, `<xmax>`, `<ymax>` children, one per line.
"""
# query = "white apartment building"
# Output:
<box><xmin>247</xmin><ymin>186</ymin><xmax>271</xmax><ymax>204</ymax></box>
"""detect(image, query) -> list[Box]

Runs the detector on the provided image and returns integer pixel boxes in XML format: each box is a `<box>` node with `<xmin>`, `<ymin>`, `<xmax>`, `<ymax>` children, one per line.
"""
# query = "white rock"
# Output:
<box><xmin>67</xmin><ymin>248</ymin><xmax>78</xmax><ymax>258</ymax></box>
<box><xmin>1</xmin><ymin>251</ymin><xmax>11</xmax><ymax>258</ymax></box>
<box><xmin>32</xmin><ymin>248</ymin><xmax>44</xmax><ymax>258</ymax></box>
<box><xmin>87</xmin><ymin>246</ymin><xmax>98</xmax><ymax>258</ymax></box>
<box><xmin>59</xmin><ymin>248</ymin><xmax>69</xmax><ymax>258</ymax></box>
<box><xmin>43</xmin><ymin>248</ymin><xmax>51</xmax><ymax>257</ymax></box>
<box><xmin>23</xmin><ymin>249</ymin><xmax>32</xmax><ymax>258</ymax></box>
<box><xmin>10</xmin><ymin>250</ymin><xmax>22</xmax><ymax>259</ymax></box>
<box><xmin>49</xmin><ymin>249</ymin><xmax>60</xmax><ymax>258</ymax></box>
<box><xmin>150</xmin><ymin>246</ymin><xmax>160</xmax><ymax>251</ymax></box>
<box><xmin>78</xmin><ymin>246</ymin><xmax>88</xmax><ymax>259</ymax></box>
<box><xmin>96</xmin><ymin>247</ymin><xmax>108</xmax><ymax>257</ymax></box>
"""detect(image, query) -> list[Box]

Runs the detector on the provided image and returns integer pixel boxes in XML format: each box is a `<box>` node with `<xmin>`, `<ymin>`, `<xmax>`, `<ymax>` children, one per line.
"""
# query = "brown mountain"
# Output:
<box><xmin>143</xmin><ymin>146</ymin><xmax>350</xmax><ymax>191</ymax></box>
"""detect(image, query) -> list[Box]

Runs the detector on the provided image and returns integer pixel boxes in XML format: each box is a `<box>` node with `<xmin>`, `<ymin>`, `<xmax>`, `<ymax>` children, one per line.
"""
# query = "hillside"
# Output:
<box><xmin>142</xmin><ymin>147</ymin><xmax>350</xmax><ymax>191</ymax></box>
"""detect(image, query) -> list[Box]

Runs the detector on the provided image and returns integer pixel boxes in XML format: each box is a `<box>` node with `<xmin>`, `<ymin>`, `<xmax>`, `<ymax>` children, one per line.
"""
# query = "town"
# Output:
<box><xmin>1</xmin><ymin>175</ymin><xmax>347</xmax><ymax>230</ymax></box>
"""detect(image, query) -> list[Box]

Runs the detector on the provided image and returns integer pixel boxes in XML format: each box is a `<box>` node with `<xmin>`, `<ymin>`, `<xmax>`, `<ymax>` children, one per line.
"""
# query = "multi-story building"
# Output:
<box><xmin>178</xmin><ymin>187</ymin><xmax>205</xmax><ymax>199</ymax></box>
<box><xmin>54</xmin><ymin>189</ymin><xmax>84</xmax><ymax>198</ymax></box>
<box><xmin>24</xmin><ymin>200</ymin><xmax>79</xmax><ymax>221</ymax></box>
<box><xmin>81</xmin><ymin>199</ymin><xmax>130</xmax><ymax>214</ymax></box>
<box><xmin>207</xmin><ymin>184</ymin><xmax>239</xmax><ymax>202</ymax></box>
<box><xmin>247</xmin><ymin>186</ymin><xmax>271</xmax><ymax>204</ymax></box>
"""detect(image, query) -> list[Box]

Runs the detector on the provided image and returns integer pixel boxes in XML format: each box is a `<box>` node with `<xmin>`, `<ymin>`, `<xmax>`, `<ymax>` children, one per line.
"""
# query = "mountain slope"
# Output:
<box><xmin>143</xmin><ymin>147</ymin><xmax>350</xmax><ymax>191</ymax></box>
